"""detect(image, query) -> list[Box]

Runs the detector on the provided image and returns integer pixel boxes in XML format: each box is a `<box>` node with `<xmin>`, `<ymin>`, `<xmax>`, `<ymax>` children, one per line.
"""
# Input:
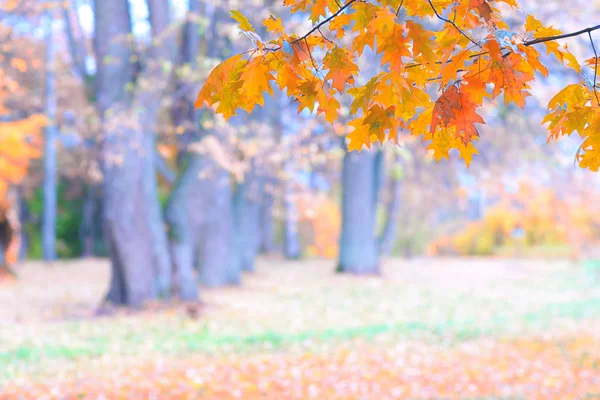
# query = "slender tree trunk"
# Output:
<box><xmin>79</xmin><ymin>184</ymin><xmax>97</xmax><ymax>257</ymax></box>
<box><xmin>17</xmin><ymin>188</ymin><xmax>29</xmax><ymax>260</ymax></box>
<box><xmin>337</xmin><ymin>150</ymin><xmax>379</xmax><ymax>274</ymax></box>
<box><xmin>42</xmin><ymin>13</ymin><xmax>57</xmax><ymax>262</ymax></box>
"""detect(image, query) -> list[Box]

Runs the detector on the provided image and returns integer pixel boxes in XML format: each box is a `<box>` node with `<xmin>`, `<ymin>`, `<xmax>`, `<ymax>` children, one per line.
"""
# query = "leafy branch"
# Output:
<box><xmin>426</xmin><ymin>0</ymin><xmax>480</xmax><ymax>47</ymax></box>
<box><xmin>290</xmin><ymin>0</ymin><xmax>357</xmax><ymax>44</ymax></box>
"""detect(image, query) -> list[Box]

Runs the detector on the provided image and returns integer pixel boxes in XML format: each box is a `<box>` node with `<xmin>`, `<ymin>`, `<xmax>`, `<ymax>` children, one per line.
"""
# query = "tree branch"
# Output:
<box><xmin>588</xmin><ymin>31</ymin><xmax>600</xmax><ymax>107</ymax></box>
<box><xmin>524</xmin><ymin>24</ymin><xmax>600</xmax><ymax>46</ymax></box>
<box><xmin>290</xmin><ymin>0</ymin><xmax>357</xmax><ymax>44</ymax></box>
<box><xmin>427</xmin><ymin>0</ymin><xmax>480</xmax><ymax>48</ymax></box>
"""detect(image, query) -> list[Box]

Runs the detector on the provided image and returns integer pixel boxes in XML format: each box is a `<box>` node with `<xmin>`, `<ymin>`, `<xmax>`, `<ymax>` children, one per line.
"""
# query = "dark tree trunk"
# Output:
<box><xmin>337</xmin><ymin>150</ymin><xmax>379</xmax><ymax>274</ymax></box>
<box><xmin>96</xmin><ymin>0</ymin><xmax>173</xmax><ymax>307</ymax></box>
<box><xmin>42</xmin><ymin>12</ymin><xmax>57</xmax><ymax>262</ymax></box>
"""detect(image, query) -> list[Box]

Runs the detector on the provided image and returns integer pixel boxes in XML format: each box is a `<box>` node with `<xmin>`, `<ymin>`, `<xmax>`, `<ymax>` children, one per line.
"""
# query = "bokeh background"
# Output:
<box><xmin>1</xmin><ymin>0</ymin><xmax>600</xmax><ymax>398</ymax></box>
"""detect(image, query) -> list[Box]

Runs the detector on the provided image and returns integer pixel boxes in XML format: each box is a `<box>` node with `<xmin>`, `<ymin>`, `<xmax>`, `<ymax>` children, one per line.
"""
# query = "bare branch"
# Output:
<box><xmin>524</xmin><ymin>24</ymin><xmax>600</xmax><ymax>46</ymax></box>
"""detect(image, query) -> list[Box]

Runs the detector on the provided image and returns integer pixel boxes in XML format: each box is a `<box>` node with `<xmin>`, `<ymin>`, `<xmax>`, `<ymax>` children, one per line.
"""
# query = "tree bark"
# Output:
<box><xmin>96</xmin><ymin>0</ymin><xmax>174</xmax><ymax>307</ymax></box>
<box><xmin>42</xmin><ymin>12</ymin><xmax>57</xmax><ymax>262</ymax></box>
<box><xmin>337</xmin><ymin>150</ymin><xmax>379</xmax><ymax>274</ymax></box>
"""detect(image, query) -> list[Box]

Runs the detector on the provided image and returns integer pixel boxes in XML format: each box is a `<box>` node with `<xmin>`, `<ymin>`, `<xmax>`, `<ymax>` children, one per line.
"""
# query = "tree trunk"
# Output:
<box><xmin>337</xmin><ymin>150</ymin><xmax>379</xmax><ymax>274</ymax></box>
<box><xmin>96</xmin><ymin>0</ymin><xmax>173</xmax><ymax>307</ymax></box>
<box><xmin>42</xmin><ymin>12</ymin><xmax>57</xmax><ymax>262</ymax></box>
<box><xmin>378</xmin><ymin>154</ymin><xmax>402</xmax><ymax>256</ymax></box>
<box><xmin>17</xmin><ymin>188</ymin><xmax>29</xmax><ymax>260</ymax></box>
<box><xmin>197</xmin><ymin>167</ymin><xmax>238</xmax><ymax>286</ymax></box>
<box><xmin>79</xmin><ymin>184</ymin><xmax>97</xmax><ymax>257</ymax></box>
<box><xmin>259</xmin><ymin>182</ymin><xmax>276</xmax><ymax>254</ymax></box>
<box><xmin>165</xmin><ymin>155</ymin><xmax>202</xmax><ymax>300</ymax></box>
<box><xmin>232</xmin><ymin>173</ymin><xmax>261</xmax><ymax>272</ymax></box>
<box><xmin>283</xmin><ymin>161</ymin><xmax>302</xmax><ymax>259</ymax></box>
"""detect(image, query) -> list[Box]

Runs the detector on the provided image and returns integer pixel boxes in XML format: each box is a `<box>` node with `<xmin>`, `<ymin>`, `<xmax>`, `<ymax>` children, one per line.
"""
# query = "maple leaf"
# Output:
<box><xmin>296</xmin><ymin>78</ymin><xmax>319</xmax><ymax>113</ymax></box>
<box><xmin>195</xmin><ymin>0</ymin><xmax>600</xmax><ymax>168</ymax></box>
<box><xmin>239</xmin><ymin>59</ymin><xmax>275</xmax><ymax>108</ymax></box>
<box><xmin>347</xmin><ymin>118</ymin><xmax>371</xmax><ymax>151</ymax></box>
<box><xmin>263</xmin><ymin>16</ymin><xmax>284</xmax><ymax>34</ymax></box>
<box><xmin>347</xmin><ymin>75</ymin><xmax>381</xmax><ymax>114</ymax></box>
<box><xmin>406</xmin><ymin>21</ymin><xmax>437</xmax><ymax>64</ymax></box>
<box><xmin>431</xmin><ymin>85</ymin><xmax>485</xmax><ymax>144</ymax></box>
<box><xmin>323</xmin><ymin>47</ymin><xmax>358</xmax><ymax>92</ymax></box>
<box><xmin>195</xmin><ymin>55</ymin><xmax>244</xmax><ymax>108</ymax></box>
<box><xmin>230</xmin><ymin>10</ymin><xmax>254</xmax><ymax>32</ymax></box>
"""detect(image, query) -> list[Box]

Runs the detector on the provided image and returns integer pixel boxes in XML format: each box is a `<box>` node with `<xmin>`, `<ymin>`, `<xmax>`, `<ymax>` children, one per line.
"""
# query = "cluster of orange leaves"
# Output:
<box><xmin>0</xmin><ymin>70</ymin><xmax>44</xmax><ymax>204</ymax></box>
<box><xmin>196</xmin><ymin>0</ymin><xmax>596</xmax><ymax>168</ymax></box>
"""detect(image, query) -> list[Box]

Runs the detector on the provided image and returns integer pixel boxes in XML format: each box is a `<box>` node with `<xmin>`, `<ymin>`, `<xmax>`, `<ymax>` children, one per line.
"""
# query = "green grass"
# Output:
<box><xmin>2</xmin><ymin>257</ymin><xmax>600</xmax><ymax>384</ymax></box>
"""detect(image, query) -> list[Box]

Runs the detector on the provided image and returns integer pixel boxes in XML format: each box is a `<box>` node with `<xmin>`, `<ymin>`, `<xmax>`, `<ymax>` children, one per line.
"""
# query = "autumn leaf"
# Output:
<box><xmin>323</xmin><ymin>47</ymin><xmax>358</xmax><ymax>92</ymax></box>
<box><xmin>230</xmin><ymin>10</ymin><xmax>254</xmax><ymax>32</ymax></box>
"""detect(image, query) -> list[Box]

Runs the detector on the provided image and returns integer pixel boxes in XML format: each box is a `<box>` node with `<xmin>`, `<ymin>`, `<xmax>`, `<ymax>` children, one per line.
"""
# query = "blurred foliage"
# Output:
<box><xmin>429</xmin><ymin>183</ymin><xmax>600</xmax><ymax>257</ymax></box>
<box><xmin>27</xmin><ymin>181</ymin><xmax>83</xmax><ymax>259</ymax></box>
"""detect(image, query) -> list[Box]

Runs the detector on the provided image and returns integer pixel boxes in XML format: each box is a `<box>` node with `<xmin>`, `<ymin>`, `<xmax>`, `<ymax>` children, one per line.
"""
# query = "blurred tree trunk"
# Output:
<box><xmin>17</xmin><ymin>188</ymin><xmax>29</xmax><ymax>260</ymax></box>
<box><xmin>283</xmin><ymin>161</ymin><xmax>301</xmax><ymax>259</ymax></box>
<box><xmin>232</xmin><ymin>170</ymin><xmax>262</xmax><ymax>272</ymax></box>
<box><xmin>96</xmin><ymin>0</ymin><xmax>174</xmax><ymax>307</ymax></box>
<box><xmin>259</xmin><ymin>181</ymin><xmax>276</xmax><ymax>254</ymax></box>
<box><xmin>194</xmin><ymin>2</ymin><xmax>239</xmax><ymax>285</ymax></box>
<box><xmin>197</xmin><ymin>167</ymin><xmax>238</xmax><ymax>286</ymax></box>
<box><xmin>79</xmin><ymin>184</ymin><xmax>97</xmax><ymax>257</ymax></box>
<box><xmin>337</xmin><ymin>150</ymin><xmax>379</xmax><ymax>274</ymax></box>
<box><xmin>166</xmin><ymin>0</ymin><xmax>239</xmax><ymax>292</ymax></box>
<box><xmin>42</xmin><ymin>12</ymin><xmax>57</xmax><ymax>262</ymax></box>
<box><xmin>378</xmin><ymin>152</ymin><xmax>403</xmax><ymax>256</ymax></box>
<box><xmin>164</xmin><ymin>0</ymin><xmax>201</xmax><ymax>299</ymax></box>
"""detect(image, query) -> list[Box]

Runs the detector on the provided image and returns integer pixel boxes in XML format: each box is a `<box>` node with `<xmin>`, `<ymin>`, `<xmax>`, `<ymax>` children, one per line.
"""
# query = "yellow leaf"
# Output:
<box><xmin>230</xmin><ymin>10</ymin><xmax>254</xmax><ymax>32</ymax></box>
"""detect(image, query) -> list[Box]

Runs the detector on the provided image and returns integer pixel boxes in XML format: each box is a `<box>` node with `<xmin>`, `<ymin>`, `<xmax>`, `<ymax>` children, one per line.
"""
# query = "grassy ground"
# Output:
<box><xmin>1</xmin><ymin>257</ymin><xmax>600</xmax><ymax>399</ymax></box>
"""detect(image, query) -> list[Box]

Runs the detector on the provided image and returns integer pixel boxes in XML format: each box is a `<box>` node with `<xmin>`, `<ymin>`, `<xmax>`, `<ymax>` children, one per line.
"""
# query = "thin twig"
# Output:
<box><xmin>524</xmin><ymin>24</ymin><xmax>600</xmax><ymax>46</ymax></box>
<box><xmin>291</xmin><ymin>0</ymin><xmax>357</xmax><ymax>44</ymax></box>
<box><xmin>588</xmin><ymin>31</ymin><xmax>600</xmax><ymax>107</ymax></box>
<box><xmin>426</xmin><ymin>0</ymin><xmax>480</xmax><ymax>47</ymax></box>
<box><xmin>318</xmin><ymin>27</ymin><xmax>334</xmax><ymax>44</ymax></box>
<box><xmin>396</xmin><ymin>0</ymin><xmax>404</xmax><ymax>17</ymax></box>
